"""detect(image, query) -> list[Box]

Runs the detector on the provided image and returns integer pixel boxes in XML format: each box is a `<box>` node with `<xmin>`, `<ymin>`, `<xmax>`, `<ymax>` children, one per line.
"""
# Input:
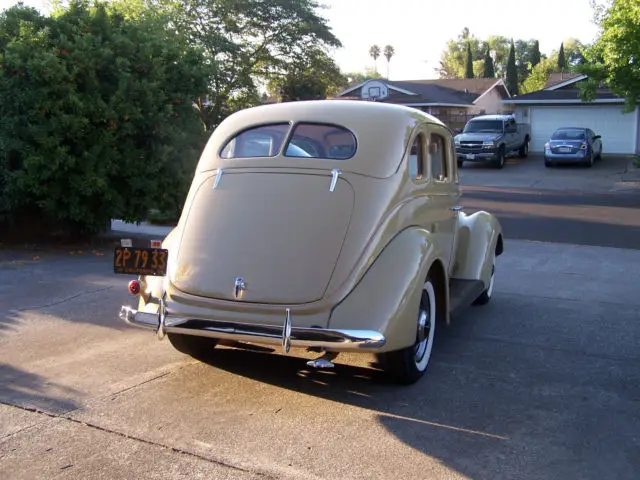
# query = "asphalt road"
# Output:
<box><xmin>460</xmin><ymin>155</ymin><xmax>640</xmax><ymax>250</ymax></box>
<box><xmin>1</xmin><ymin>155</ymin><xmax>639</xmax><ymax>480</ymax></box>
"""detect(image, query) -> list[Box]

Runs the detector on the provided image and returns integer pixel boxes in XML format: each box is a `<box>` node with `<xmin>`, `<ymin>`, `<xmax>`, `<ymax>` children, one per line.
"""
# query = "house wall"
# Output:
<box><xmin>470</xmin><ymin>87</ymin><xmax>513</xmax><ymax>115</ymax></box>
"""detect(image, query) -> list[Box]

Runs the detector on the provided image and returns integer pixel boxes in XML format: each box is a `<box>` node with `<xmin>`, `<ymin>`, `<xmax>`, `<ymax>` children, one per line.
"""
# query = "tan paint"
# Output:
<box><xmin>136</xmin><ymin>100</ymin><xmax>502</xmax><ymax>351</ymax></box>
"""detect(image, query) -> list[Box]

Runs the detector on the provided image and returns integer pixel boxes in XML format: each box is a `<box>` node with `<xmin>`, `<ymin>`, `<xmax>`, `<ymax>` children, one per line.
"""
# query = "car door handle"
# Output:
<box><xmin>450</xmin><ymin>205</ymin><xmax>463</xmax><ymax>212</ymax></box>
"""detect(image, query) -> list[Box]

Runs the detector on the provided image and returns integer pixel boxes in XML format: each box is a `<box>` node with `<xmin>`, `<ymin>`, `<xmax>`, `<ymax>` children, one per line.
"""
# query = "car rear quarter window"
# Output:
<box><xmin>285</xmin><ymin>123</ymin><xmax>357</xmax><ymax>160</ymax></box>
<box><xmin>220</xmin><ymin>123</ymin><xmax>290</xmax><ymax>158</ymax></box>
<box><xmin>428</xmin><ymin>133</ymin><xmax>449</xmax><ymax>181</ymax></box>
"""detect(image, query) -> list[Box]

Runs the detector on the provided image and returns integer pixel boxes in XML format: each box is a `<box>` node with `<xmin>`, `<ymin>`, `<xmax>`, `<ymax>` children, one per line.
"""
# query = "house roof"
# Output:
<box><xmin>337</xmin><ymin>78</ymin><xmax>509</xmax><ymax>107</ymax></box>
<box><xmin>544</xmin><ymin>72</ymin><xmax>584</xmax><ymax>89</ymax></box>
<box><xmin>502</xmin><ymin>88</ymin><xmax>625</xmax><ymax>104</ymax></box>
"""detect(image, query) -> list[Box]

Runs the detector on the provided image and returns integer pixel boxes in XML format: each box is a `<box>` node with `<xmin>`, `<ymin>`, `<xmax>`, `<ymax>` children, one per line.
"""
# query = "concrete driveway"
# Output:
<box><xmin>1</xmin><ymin>156</ymin><xmax>640</xmax><ymax>479</ymax></box>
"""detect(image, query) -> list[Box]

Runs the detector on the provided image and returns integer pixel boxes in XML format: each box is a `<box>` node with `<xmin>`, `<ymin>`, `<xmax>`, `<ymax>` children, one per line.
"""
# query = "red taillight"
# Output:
<box><xmin>544</xmin><ymin>142</ymin><xmax>550</xmax><ymax>149</ymax></box>
<box><xmin>580</xmin><ymin>143</ymin><xmax>587</xmax><ymax>150</ymax></box>
<box><xmin>128</xmin><ymin>279</ymin><xmax>141</xmax><ymax>295</ymax></box>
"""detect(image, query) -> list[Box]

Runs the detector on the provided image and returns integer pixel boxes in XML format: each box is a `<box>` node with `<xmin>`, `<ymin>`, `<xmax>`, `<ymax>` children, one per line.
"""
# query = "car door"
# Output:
<box><xmin>423</xmin><ymin>126</ymin><xmax>460</xmax><ymax>274</ymax></box>
<box><xmin>505</xmin><ymin>118</ymin><xmax>518</xmax><ymax>151</ymax></box>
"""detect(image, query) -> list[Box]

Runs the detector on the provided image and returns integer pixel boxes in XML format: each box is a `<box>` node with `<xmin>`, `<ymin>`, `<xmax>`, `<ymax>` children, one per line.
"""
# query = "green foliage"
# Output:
<box><xmin>531</xmin><ymin>40</ymin><xmax>541</xmax><ymax>68</ymax></box>
<box><xmin>482</xmin><ymin>44</ymin><xmax>495</xmax><ymax>78</ymax></box>
<box><xmin>521</xmin><ymin>58</ymin><xmax>555</xmax><ymax>93</ymax></box>
<box><xmin>505</xmin><ymin>39</ymin><xmax>519</xmax><ymax>95</ymax></box>
<box><xmin>437</xmin><ymin>27</ymin><xmax>483</xmax><ymax>79</ymax></box>
<box><xmin>267</xmin><ymin>47</ymin><xmax>347</xmax><ymax>101</ymax></box>
<box><xmin>152</xmin><ymin>0</ymin><xmax>342</xmax><ymax>131</ymax></box>
<box><xmin>558</xmin><ymin>42</ymin><xmax>566</xmax><ymax>70</ymax></box>
<box><xmin>0</xmin><ymin>1</ymin><xmax>210</xmax><ymax>235</ymax></box>
<box><xmin>578</xmin><ymin>0</ymin><xmax>640</xmax><ymax>112</ymax></box>
<box><xmin>464</xmin><ymin>43</ymin><xmax>474</xmax><ymax>78</ymax></box>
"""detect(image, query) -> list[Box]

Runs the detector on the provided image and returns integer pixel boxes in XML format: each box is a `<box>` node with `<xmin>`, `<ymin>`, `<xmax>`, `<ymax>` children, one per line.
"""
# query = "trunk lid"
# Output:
<box><xmin>171</xmin><ymin>171</ymin><xmax>354</xmax><ymax>305</ymax></box>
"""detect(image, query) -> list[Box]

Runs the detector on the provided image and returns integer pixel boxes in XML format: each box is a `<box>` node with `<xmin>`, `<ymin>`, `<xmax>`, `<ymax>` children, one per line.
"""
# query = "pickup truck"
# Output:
<box><xmin>454</xmin><ymin>114</ymin><xmax>531</xmax><ymax>169</ymax></box>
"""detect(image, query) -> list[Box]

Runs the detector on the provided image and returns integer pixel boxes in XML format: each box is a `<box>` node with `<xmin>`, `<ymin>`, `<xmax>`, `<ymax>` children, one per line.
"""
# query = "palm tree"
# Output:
<box><xmin>383</xmin><ymin>45</ymin><xmax>395</xmax><ymax>79</ymax></box>
<box><xmin>369</xmin><ymin>45</ymin><xmax>381</xmax><ymax>73</ymax></box>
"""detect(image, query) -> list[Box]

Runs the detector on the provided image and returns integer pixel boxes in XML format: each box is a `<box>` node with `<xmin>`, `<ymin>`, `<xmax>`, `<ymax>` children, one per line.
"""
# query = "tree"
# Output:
<box><xmin>156</xmin><ymin>0</ymin><xmax>342</xmax><ymax>131</ymax></box>
<box><xmin>0</xmin><ymin>1</ymin><xmax>211</xmax><ymax>235</ymax></box>
<box><xmin>521</xmin><ymin>58</ymin><xmax>555</xmax><ymax>93</ymax></box>
<box><xmin>369</xmin><ymin>44</ymin><xmax>381</xmax><ymax>72</ymax></box>
<box><xmin>531</xmin><ymin>40</ymin><xmax>541</xmax><ymax>68</ymax></box>
<box><xmin>267</xmin><ymin>47</ymin><xmax>347</xmax><ymax>101</ymax></box>
<box><xmin>437</xmin><ymin>27</ymin><xmax>483</xmax><ymax>78</ymax></box>
<box><xmin>483</xmin><ymin>45</ymin><xmax>495</xmax><ymax>78</ymax></box>
<box><xmin>577</xmin><ymin>0</ymin><xmax>640</xmax><ymax>112</ymax></box>
<box><xmin>343</xmin><ymin>67</ymin><xmax>383</xmax><ymax>87</ymax></box>
<box><xmin>383</xmin><ymin>44</ymin><xmax>395</xmax><ymax>79</ymax></box>
<box><xmin>464</xmin><ymin>42</ymin><xmax>474</xmax><ymax>78</ymax></box>
<box><xmin>557</xmin><ymin>42</ymin><xmax>566</xmax><ymax>71</ymax></box>
<box><xmin>505</xmin><ymin>39</ymin><xmax>519</xmax><ymax>95</ymax></box>
<box><xmin>562</xmin><ymin>37</ymin><xmax>587</xmax><ymax>66</ymax></box>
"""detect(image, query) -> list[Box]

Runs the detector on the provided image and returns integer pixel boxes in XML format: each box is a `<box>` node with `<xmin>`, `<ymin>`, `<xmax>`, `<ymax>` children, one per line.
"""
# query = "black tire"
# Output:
<box><xmin>585</xmin><ymin>153</ymin><xmax>594</xmax><ymax>168</ymax></box>
<box><xmin>473</xmin><ymin>252</ymin><xmax>496</xmax><ymax>306</ymax></box>
<box><xmin>596</xmin><ymin>145</ymin><xmax>603</xmax><ymax>160</ymax></box>
<box><xmin>544</xmin><ymin>158</ymin><xmax>553</xmax><ymax>168</ymax></box>
<box><xmin>382</xmin><ymin>275</ymin><xmax>437</xmax><ymax>385</ymax></box>
<box><xmin>457</xmin><ymin>159</ymin><xmax>464</xmax><ymax>168</ymax></box>
<box><xmin>518</xmin><ymin>139</ymin><xmax>529</xmax><ymax>158</ymax></box>
<box><xmin>495</xmin><ymin>147</ymin><xmax>505</xmax><ymax>169</ymax></box>
<box><xmin>167</xmin><ymin>333</ymin><xmax>218</xmax><ymax>359</ymax></box>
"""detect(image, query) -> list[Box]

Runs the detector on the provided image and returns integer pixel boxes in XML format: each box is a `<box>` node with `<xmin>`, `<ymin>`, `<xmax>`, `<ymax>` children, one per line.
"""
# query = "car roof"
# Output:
<box><xmin>196</xmin><ymin>100</ymin><xmax>448</xmax><ymax>179</ymax></box>
<box><xmin>468</xmin><ymin>114</ymin><xmax>513</xmax><ymax>121</ymax></box>
<box><xmin>553</xmin><ymin>127</ymin><xmax>587</xmax><ymax>131</ymax></box>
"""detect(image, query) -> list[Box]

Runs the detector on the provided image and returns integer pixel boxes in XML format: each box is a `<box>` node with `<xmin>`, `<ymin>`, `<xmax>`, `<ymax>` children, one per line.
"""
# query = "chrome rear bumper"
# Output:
<box><xmin>119</xmin><ymin>305</ymin><xmax>386</xmax><ymax>352</ymax></box>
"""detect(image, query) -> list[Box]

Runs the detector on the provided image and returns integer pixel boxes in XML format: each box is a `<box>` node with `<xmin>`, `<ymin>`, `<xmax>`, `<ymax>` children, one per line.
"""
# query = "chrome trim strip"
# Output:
<box><xmin>213</xmin><ymin>168</ymin><xmax>224</xmax><ymax>189</ymax></box>
<box><xmin>329</xmin><ymin>168</ymin><xmax>341</xmax><ymax>192</ymax></box>
<box><xmin>282</xmin><ymin>308</ymin><xmax>292</xmax><ymax>353</ymax></box>
<box><xmin>118</xmin><ymin>306</ymin><xmax>386</xmax><ymax>350</ymax></box>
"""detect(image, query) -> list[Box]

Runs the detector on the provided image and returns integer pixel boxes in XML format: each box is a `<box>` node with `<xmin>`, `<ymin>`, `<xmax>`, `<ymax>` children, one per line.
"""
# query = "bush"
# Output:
<box><xmin>0</xmin><ymin>1</ymin><xmax>210</xmax><ymax>238</ymax></box>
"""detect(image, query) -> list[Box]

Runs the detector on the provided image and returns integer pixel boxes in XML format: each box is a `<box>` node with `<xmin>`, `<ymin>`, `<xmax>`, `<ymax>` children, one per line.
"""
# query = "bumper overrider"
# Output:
<box><xmin>118</xmin><ymin>301</ymin><xmax>386</xmax><ymax>354</ymax></box>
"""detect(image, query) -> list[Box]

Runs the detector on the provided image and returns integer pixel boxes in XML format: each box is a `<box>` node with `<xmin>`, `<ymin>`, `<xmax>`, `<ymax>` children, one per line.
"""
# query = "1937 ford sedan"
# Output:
<box><xmin>115</xmin><ymin>100</ymin><xmax>504</xmax><ymax>384</ymax></box>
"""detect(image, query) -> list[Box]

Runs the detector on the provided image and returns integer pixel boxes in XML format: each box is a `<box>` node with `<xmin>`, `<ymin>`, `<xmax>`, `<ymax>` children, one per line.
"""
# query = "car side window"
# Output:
<box><xmin>409</xmin><ymin>134</ymin><xmax>425</xmax><ymax>180</ymax></box>
<box><xmin>428</xmin><ymin>133</ymin><xmax>448</xmax><ymax>181</ymax></box>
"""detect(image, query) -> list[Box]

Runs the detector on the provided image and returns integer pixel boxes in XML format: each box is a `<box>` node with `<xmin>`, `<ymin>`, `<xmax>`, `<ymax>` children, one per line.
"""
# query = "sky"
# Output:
<box><xmin>1</xmin><ymin>0</ymin><xmax>603</xmax><ymax>80</ymax></box>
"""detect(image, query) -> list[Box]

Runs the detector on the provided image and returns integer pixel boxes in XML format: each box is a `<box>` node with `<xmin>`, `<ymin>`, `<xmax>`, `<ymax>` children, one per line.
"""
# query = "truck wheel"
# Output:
<box><xmin>382</xmin><ymin>276</ymin><xmax>436</xmax><ymax>385</ymax></box>
<box><xmin>518</xmin><ymin>140</ymin><xmax>529</xmax><ymax>158</ymax></box>
<box><xmin>457</xmin><ymin>159</ymin><xmax>464</xmax><ymax>168</ymax></box>
<box><xmin>167</xmin><ymin>333</ymin><xmax>218</xmax><ymax>359</ymax></box>
<box><xmin>495</xmin><ymin>148</ymin><xmax>505</xmax><ymax>169</ymax></box>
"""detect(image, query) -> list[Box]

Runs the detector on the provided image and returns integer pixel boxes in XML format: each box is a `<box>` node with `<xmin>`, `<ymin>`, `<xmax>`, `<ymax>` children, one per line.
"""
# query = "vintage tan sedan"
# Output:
<box><xmin>115</xmin><ymin>100</ymin><xmax>504</xmax><ymax>384</ymax></box>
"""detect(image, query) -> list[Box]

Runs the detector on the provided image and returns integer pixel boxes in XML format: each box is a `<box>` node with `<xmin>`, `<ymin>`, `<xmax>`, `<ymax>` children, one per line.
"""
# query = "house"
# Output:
<box><xmin>503</xmin><ymin>74</ymin><xmax>640</xmax><ymax>154</ymax></box>
<box><xmin>334</xmin><ymin>78</ymin><xmax>513</xmax><ymax>129</ymax></box>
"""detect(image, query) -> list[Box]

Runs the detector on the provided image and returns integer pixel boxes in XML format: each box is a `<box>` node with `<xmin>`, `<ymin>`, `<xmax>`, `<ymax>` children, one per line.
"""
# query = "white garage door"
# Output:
<box><xmin>526</xmin><ymin>105</ymin><xmax>638</xmax><ymax>154</ymax></box>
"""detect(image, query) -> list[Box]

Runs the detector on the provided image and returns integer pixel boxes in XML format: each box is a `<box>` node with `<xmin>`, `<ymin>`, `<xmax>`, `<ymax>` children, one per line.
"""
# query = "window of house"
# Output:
<box><xmin>220</xmin><ymin>123</ymin><xmax>290</xmax><ymax>158</ymax></box>
<box><xmin>409</xmin><ymin>134</ymin><xmax>425</xmax><ymax>180</ymax></box>
<box><xmin>284</xmin><ymin>123</ymin><xmax>357</xmax><ymax>160</ymax></box>
<box><xmin>428</xmin><ymin>133</ymin><xmax>448</xmax><ymax>181</ymax></box>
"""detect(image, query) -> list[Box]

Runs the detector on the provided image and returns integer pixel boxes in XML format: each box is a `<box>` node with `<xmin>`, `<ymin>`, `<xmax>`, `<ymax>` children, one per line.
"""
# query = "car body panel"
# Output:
<box><xmin>121</xmin><ymin>100</ymin><xmax>504</xmax><ymax>355</ymax></box>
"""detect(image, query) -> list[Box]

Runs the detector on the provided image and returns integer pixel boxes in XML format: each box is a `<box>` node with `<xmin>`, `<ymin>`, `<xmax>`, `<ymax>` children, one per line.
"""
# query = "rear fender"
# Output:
<box><xmin>451</xmin><ymin>211</ymin><xmax>503</xmax><ymax>288</ymax></box>
<box><xmin>328</xmin><ymin>227</ymin><xmax>448</xmax><ymax>353</ymax></box>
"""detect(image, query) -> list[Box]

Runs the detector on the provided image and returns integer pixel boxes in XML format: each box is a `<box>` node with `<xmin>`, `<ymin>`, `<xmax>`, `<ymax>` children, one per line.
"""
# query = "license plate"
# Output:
<box><xmin>467</xmin><ymin>154</ymin><xmax>476</xmax><ymax>160</ymax></box>
<box><xmin>559</xmin><ymin>147</ymin><xmax>571</xmax><ymax>153</ymax></box>
<box><xmin>113</xmin><ymin>247</ymin><xmax>168</xmax><ymax>276</ymax></box>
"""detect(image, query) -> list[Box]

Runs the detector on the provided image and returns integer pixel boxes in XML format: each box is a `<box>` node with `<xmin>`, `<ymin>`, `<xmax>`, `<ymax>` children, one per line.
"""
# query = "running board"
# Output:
<box><xmin>449</xmin><ymin>279</ymin><xmax>485</xmax><ymax>316</ymax></box>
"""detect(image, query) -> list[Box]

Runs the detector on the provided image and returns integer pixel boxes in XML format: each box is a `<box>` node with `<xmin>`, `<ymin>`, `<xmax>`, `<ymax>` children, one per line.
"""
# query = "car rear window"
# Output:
<box><xmin>220</xmin><ymin>123</ymin><xmax>290</xmax><ymax>158</ymax></box>
<box><xmin>285</xmin><ymin>123</ymin><xmax>357</xmax><ymax>160</ymax></box>
<box><xmin>551</xmin><ymin>128</ymin><xmax>586</xmax><ymax>140</ymax></box>
<box><xmin>220</xmin><ymin>122</ymin><xmax>357</xmax><ymax>160</ymax></box>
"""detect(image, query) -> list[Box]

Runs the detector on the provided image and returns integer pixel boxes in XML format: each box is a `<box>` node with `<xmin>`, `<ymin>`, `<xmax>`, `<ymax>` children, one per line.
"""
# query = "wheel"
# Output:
<box><xmin>457</xmin><ymin>159</ymin><xmax>464</xmax><ymax>168</ymax></box>
<box><xmin>167</xmin><ymin>333</ymin><xmax>218</xmax><ymax>359</ymax></box>
<box><xmin>494</xmin><ymin>148</ymin><xmax>505</xmax><ymax>169</ymax></box>
<box><xmin>596</xmin><ymin>145</ymin><xmax>603</xmax><ymax>160</ymax></box>
<box><xmin>585</xmin><ymin>153</ymin><xmax>594</xmax><ymax>167</ymax></box>
<box><xmin>473</xmin><ymin>252</ymin><xmax>496</xmax><ymax>306</ymax></box>
<box><xmin>544</xmin><ymin>158</ymin><xmax>553</xmax><ymax>168</ymax></box>
<box><xmin>518</xmin><ymin>139</ymin><xmax>529</xmax><ymax>158</ymax></box>
<box><xmin>382</xmin><ymin>276</ymin><xmax>437</xmax><ymax>385</ymax></box>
